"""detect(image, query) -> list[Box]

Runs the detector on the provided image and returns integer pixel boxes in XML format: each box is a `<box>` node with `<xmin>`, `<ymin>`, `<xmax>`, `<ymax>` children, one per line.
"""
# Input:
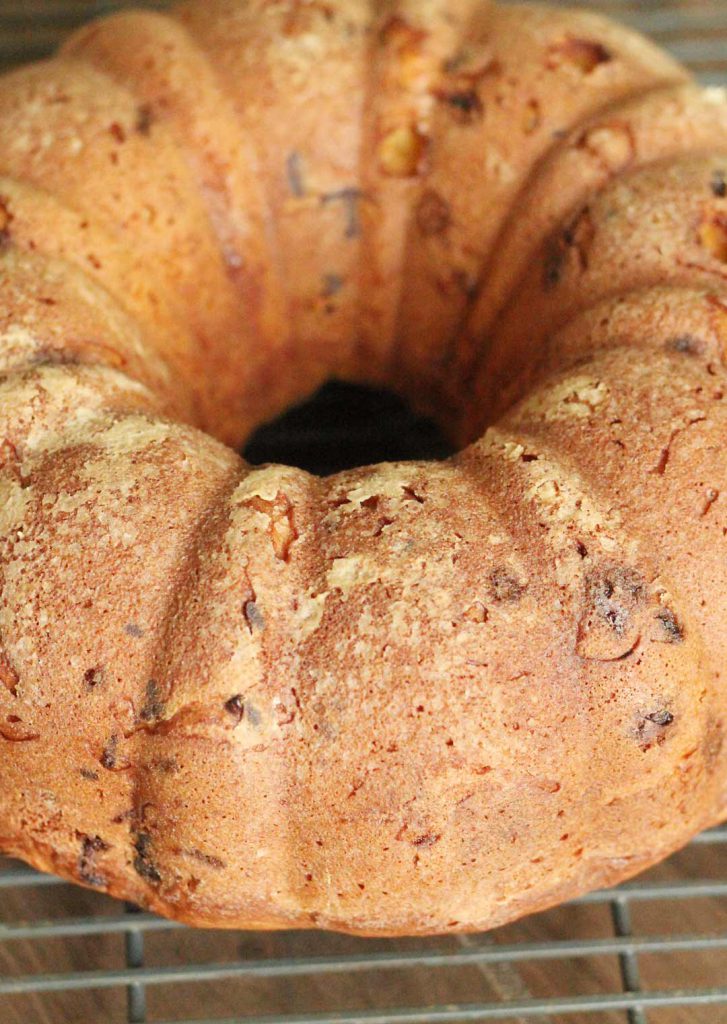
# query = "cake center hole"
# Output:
<box><xmin>243</xmin><ymin>381</ymin><xmax>455</xmax><ymax>475</ymax></box>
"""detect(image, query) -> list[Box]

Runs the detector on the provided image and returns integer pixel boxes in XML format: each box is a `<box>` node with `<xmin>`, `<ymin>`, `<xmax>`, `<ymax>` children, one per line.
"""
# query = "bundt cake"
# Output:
<box><xmin>0</xmin><ymin>0</ymin><xmax>725</xmax><ymax>936</ymax></box>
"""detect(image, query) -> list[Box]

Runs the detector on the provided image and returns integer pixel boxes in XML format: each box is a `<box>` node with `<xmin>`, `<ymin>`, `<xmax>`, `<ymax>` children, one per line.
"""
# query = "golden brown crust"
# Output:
<box><xmin>173</xmin><ymin>0</ymin><xmax>373</xmax><ymax>401</ymax></box>
<box><xmin>0</xmin><ymin>0</ymin><xmax>724</xmax><ymax>935</ymax></box>
<box><xmin>391</xmin><ymin>4</ymin><xmax>687</xmax><ymax>402</ymax></box>
<box><xmin>63</xmin><ymin>7</ymin><xmax>323</xmax><ymax>442</ymax></box>
<box><xmin>462</xmin><ymin>84</ymin><xmax>727</xmax><ymax>356</ymax></box>
<box><xmin>461</xmin><ymin>152</ymin><xmax>727</xmax><ymax>432</ymax></box>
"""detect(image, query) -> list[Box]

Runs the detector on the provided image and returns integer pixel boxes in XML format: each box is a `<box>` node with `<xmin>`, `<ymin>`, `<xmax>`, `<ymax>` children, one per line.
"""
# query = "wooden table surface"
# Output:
<box><xmin>0</xmin><ymin>1</ymin><xmax>725</xmax><ymax>1022</ymax></box>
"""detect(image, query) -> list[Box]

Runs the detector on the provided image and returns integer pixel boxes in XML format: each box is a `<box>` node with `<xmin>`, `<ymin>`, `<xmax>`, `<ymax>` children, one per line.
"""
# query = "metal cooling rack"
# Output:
<box><xmin>0</xmin><ymin>3</ymin><xmax>726</xmax><ymax>1023</ymax></box>
<box><xmin>2</xmin><ymin>824</ymin><xmax>727</xmax><ymax>1022</ymax></box>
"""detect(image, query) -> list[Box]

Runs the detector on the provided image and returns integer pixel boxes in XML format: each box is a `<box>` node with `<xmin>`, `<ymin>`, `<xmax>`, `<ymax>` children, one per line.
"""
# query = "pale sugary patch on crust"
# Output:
<box><xmin>0</xmin><ymin>366</ymin><xmax>157</xmax><ymax>458</ymax></box>
<box><xmin>291</xmin><ymin>591</ymin><xmax>328</xmax><ymax>638</ymax></box>
<box><xmin>483</xmin><ymin>424</ymin><xmax>629</xmax><ymax>566</ymax></box>
<box><xmin>0</xmin><ymin>324</ymin><xmax>43</xmax><ymax>351</ymax></box>
<box><xmin>337</xmin><ymin>465</ymin><xmax>428</xmax><ymax>507</ymax></box>
<box><xmin>518</xmin><ymin>375</ymin><xmax>609</xmax><ymax>421</ymax></box>
<box><xmin>326</xmin><ymin>553</ymin><xmax>382</xmax><ymax>596</ymax></box>
<box><xmin>234</xmin><ymin>464</ymin><xmax>307</xmax><ymax>504</ymax></box>
<box><xmin>0</xmin><ymin>477</ymin><xmax>29</xmax><ymax>543</ymax></box>
<box><xmin>85</xmin><ymin>415</ymin><xmax>171</xmax><ymax>457</ymax></box>
<box><xmin>703</xmin><ymin>86</ymin><xmax>727</xmax><ymax>106</ymax></box>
